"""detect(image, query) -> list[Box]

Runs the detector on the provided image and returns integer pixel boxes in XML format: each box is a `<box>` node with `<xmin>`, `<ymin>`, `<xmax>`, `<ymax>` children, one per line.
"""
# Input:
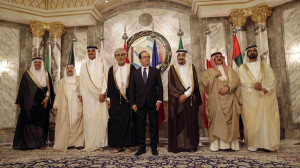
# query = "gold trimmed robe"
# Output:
<box><xmin>53</xmin><ymin>77</ymin><xmax>84</xmax><ymax>151</ymax></box>
<box><xmin>238</xmin><ymin>62</ymin><xmax>280</xmax><ymax>151</ymax></box>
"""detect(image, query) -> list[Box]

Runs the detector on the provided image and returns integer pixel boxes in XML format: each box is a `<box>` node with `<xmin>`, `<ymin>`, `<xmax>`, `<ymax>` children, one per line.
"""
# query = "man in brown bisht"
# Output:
<box><xmin>52</xmin><ymin>50</ymin><xmax>84</xmax><ymax>151</ymax></box>
<box><xmin>168</xmin><ymin>49</ymin><xmax>202</xmax><ymax>153</ymax></box>
<box><xmin>201</xmin><ymin>52</ymin><xmax>241</xmax><ymax>152</ymax></box>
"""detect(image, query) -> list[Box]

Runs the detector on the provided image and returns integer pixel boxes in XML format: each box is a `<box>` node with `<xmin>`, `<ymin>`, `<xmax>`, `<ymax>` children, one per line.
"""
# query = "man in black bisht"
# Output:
<box><xmin>106</xmin><ymin>48</ymin><xmax>136</xmax><ymax>154</ymax></box>
<box><xmin>13</xmin><ymin>50</ymin><xmax>55</xmax><ymax>150</ymax></box>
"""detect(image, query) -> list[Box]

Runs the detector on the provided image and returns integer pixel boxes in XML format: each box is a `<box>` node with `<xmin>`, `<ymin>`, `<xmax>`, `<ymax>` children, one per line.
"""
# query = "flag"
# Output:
<box><xmin>45</xmin><ymin>44</ymin><xmax>51</xmax><ymax>72</ymax></box>
<box><xmin>68</xmin><ymin>43</ymin><xmax>75</xmax><ymax>66</ymax></box>
<box><xmin>231</xmin><ymin>34</ymin><xmax>243</xmax><ymax>71</ymax></box>
<box><xmin>178</xmin><ymin>37</ymin><xmax>183</xmax><ymax>50</ymax></box>
<box><xmin>151</xmin><ymin>39</ymin><xmax>165</xmax><ymax>130</ymax></box>
<box><xmin>124</xmin><ymin>40</ymin><xmax>129</xmax><ymax>63</ymax></box>
<box><xmin>202</xmin><ymin>34</ymin><xmax>211</xmax><ymax>129</ymax></box>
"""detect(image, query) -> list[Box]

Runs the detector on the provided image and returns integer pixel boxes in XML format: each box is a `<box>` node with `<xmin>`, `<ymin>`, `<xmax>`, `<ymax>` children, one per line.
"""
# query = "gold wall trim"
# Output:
<box><xmin>2</xmin><ymin>0</ymin><xmax>97</xmax><ymax>10</ymax></box>
<box><xmin>194</xmin><ymin>0</ymin><xmax>255</xmax><ymax>17</ymax></box>
<box><xmin>0</xmin><ymin>6</ymin><xmax>99</xmax><ymax>21</ymax></box>
<box><xmin>0</xmin><ymin>1</ymin><xmax>94</xmax><ymax>15</ymax></box>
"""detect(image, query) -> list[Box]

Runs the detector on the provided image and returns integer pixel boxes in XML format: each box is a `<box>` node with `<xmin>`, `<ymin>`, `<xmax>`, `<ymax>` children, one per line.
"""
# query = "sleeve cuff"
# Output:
<box><xmin>106</xmin><ymin>97</ymin><xmax>110</xmax><ymax>101</ymax></box>
<box><xmin>184</xmin><ymin>88</ymin><xmax>192</xmax><ymax>97</ymax></box>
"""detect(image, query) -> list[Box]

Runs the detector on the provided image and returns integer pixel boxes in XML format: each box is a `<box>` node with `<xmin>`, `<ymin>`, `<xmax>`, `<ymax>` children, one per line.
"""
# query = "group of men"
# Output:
<box><xmin>13</xmin><ymin>44</ymin><xmax>280</xmax><ymax>156</ymax></box>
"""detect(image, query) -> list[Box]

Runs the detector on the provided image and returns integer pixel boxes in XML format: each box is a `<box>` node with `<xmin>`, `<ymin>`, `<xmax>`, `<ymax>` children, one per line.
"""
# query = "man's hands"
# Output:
<box><xmin>107</xmin><ymin>101</ymin><xmax>111</xmax><ymax>109</ymax></box>
<box><xmin>156</xmin><ymin>101</ymin><xmax>161</xmax><ymax>111</ymax></box>
<box><xmin>254</xmin><ymin>82</ymin><xmax>262</xmax><ymax>91</ymax></box>
<box><xmin>219</xmin><ymin>87</ymin><xmax>229</xmax><ymax>95</ymax></box>
<box><xmin>215</xmin><ymin>70</ymin><xmax>221</xmax><ymax>77</ymax></box>
<box><xmin>254</xmin><ymin>82</ymin><xmax>268</xmax><ymax>94</ymax></box>
<box><xmin>99</xmin><ymin>94</ymin><xmax>106</xmax><ymax>103</ymax></box>
<box><xmin>41</xmin><ymin>97</ymin><xmax>48</xmax><ymax>109</ymax></box>
<box><xmin>53</xmin><ymin>108</ymin><xmax>57</xmax><ymax>116</ymax></box>
<box><xmin>132</xmin><ymin>104</ymin><xmax>137</xmax><ymax>113</ymax></box>
<box><xmin>179</xmin><ymin>94</ymin><xmax>187</xmax><ymax>104</ymax></box>
<box><xmin>262</xmin><ymin>88</ymin><xmax>268</xmax><ymax>94</ymax></box>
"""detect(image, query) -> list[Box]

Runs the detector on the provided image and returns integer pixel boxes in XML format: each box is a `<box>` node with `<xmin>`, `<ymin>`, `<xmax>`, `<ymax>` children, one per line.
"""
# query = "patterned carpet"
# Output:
<box><xmin>0</xmin><ymin>139</ymin><xmax>299</xmax><ymax>167</ymax></box>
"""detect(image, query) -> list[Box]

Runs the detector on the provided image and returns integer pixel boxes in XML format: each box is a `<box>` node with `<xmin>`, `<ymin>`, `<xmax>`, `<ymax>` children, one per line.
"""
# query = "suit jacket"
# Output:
<box><xmin>130</xmin><ymin>66</ymin><xmax>163</xmax><ymax>108</ymax></box>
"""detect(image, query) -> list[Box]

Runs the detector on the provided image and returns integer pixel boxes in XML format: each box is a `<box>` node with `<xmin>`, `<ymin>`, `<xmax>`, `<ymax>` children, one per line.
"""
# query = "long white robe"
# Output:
<box><xmin>80</xmin><ymin>58</ymin><xmax>109</xmax><ymax>151</ymax></box>
<box><xmin>53</xmin><ymin>77</ymin><xmax>84</xmax><ymax>151</ymax></box>
<box><xmin>238</xmin><ymin>61</ymin><xmax>280</xmax><ymax>151</ymax></box>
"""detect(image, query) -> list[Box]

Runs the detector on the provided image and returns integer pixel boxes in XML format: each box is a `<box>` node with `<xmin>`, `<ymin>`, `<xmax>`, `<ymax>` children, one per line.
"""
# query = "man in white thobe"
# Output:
<box><xmin>79</xmin><ymin>46</ymin><xmax>109</xmax><ymax>151</ymax></box>
<box><xmin>53</xmin><ymin>64</ymin><xmax>84</xmax><ymax>151</ymax></box>
<box><xmin>238</xmin><ymin>45</ymin><xmax>280</xmax><ymax>152</ymax></box>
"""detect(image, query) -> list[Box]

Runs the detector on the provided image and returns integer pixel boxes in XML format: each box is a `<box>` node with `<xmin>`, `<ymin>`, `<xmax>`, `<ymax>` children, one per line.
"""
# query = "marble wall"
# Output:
<box><xmin>103</xmin><ymin>8</ymin><xmax>191</xmax><ymax>101</ymax></box>
<box><xmin>0</xmin><ymin>26</ymin><xmax>19</xmax><ymax>129</ymax></box>
<box><xmin>267</xmin><ymin>0</ymin><xmax>300</xmax><ymax>139</ymax></box>
<box><xmin>283</xmin><ymin>6</ymin><xmax>300</xmax><ymax>123</ymax></box>
<box><xmin>209</xmin><ymin>23</ymin><xmax>228</xmax><ymax>62</ymax></box>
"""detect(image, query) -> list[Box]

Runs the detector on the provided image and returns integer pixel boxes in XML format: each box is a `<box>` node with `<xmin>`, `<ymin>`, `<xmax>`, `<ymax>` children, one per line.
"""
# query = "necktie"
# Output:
<box><xmin>143</xmin><ymin>68</ymin><xmax>147</xmax><ymax>84</ymax></box>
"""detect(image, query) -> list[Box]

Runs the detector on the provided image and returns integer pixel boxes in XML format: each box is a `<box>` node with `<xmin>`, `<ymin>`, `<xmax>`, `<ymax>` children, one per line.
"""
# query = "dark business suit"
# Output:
<box><xmin>130</xmin><ymin>66</ymin><xmax>163</xmax><ymax>150</ymax></box>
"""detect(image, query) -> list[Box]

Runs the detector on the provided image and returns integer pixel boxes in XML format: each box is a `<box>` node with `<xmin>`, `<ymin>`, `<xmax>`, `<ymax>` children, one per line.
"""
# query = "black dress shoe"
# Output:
<box><xmin>135</xmin><ymin>149</ymin><xmax>146</xmax><ymax>156</ymax></box>
<box><xmin>152</xmin><ymin>149</ymin><xmax>158</xmax><ymax>155</ymax></box>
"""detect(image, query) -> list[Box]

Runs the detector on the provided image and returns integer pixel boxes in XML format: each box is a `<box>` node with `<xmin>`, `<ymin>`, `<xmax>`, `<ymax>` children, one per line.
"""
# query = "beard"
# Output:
<box><xmin>248</xmin><ymin>53</ymin><xmax>257</xmax><ymax>59</ymax></box>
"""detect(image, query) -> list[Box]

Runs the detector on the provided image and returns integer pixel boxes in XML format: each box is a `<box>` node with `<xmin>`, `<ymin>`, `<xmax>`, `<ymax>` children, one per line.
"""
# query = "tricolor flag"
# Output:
<box><xmin>151</xmin><ymin>39</ymin><xmax>165</xmax><ymax>130</ymax></box>
<box><xmin>124</xmin><ymin>40</ymin><xmax>130</xmax><ymax>63</ymax></box>
<box><xmin>231</xmin><ymin>34</ymin><xmax>243</xmax><ymax>71</ymax></box>
<box><xmin>202</xmin><ymin>34</ymin><xmax>211</xmax><ymax>129</ymax></box>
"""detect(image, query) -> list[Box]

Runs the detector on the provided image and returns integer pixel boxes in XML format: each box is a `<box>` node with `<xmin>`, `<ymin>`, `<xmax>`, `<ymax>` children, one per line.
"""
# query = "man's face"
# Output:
<box><xmin>88</xmin><ymin>49</ymin><xmax>96</xmax><ymax>60</ymax></box>
<box><xmin>139</xmin><ymin>52</ymin><xmax>151</xmax><ymax>67</ymax></box>
<box><xmin>34</xmin><ymin>60</ymin><xmax>42</xmax><ymax>70</ymax></box>
<box><xmin>177</xmin><ymin>52</ymin><xmax>186</xmax><ymax>65</ymax></box>
<box><xmin>214</xmin><ymin>54</ymin><xmax>223</xmax><ymax>65</ymax></box>
<box><xmin>66</xmin><ymin>65</ymin><xmax>74</xmax><ymax>76</ymax></box>
<box><xmin>247</xmin><ymin>47</ymin><xmax>258</xmax><ymax>60</ymax></box>
<box><xmin>115</xmin><ymin>52</ymin><xmax>126</xmax><ymax>65</ymax></box>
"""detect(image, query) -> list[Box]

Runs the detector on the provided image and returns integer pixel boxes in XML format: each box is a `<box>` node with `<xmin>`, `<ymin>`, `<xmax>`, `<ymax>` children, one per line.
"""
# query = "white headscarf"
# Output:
<box><xmin>175</xmin><ymin>51</ymin><xmax>192</xmax><ymax>89</ymax></box>
<box><xmin>243</xmin><ymin>46</ymin><xmax>261</xmax><ymax>63</ymax></box>
<box><xmin>30</xmin><ymin>59</ymin><xmax>47</xmax><ymax>87</ymax></box>
<box><xmin>86</xmin><ymin>48</ymin><xmax>105</xmax><ymax>88</ymax></box>
<box><xmin>64</xmin><ymin>65</ymin><xmax>77</xmax><ymax>86</ymax></box>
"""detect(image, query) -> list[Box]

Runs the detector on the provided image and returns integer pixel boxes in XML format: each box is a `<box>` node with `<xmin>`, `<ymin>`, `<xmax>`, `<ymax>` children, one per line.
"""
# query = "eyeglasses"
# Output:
<box><xmin>115</xmin><ymin>53</ymin><xmax>126</xmax><ymax>57</ymax></box>
<box><xmin>141</xmin><ymin>56</ymin><xmax>151</xmax><ymax>59</ymax></box>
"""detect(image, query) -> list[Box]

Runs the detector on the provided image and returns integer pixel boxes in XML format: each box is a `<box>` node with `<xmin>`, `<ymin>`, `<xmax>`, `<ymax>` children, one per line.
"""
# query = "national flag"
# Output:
<box><xmin>202</xmin><ymin>34</ymin><xmax>211</xmax><ymax>129</ymax></box>
<box><xmin>124</xmin><ymin>40</ymin><xmax>129</xmax><ymax>63</ymax></box>
<box><xmin>68</xmin><ymin>42</ymin><xmax>75</xmax><ymax>65</ymax></box>
<box><xmin>45</xmin><ymin>44</ymin><xmax>51</xmax><ymax>73</ymax></box>
<box><xmin>151</xmin><ymin>39</ymin><xmax>165</xmax><ymax>130</ymax></box>
<box><xmin>231</xmin><ymin>34</ymin><xmax>243</xmax><ymax>71</ymax></box>
<box><xmin>178</xmin><ymin>37</ymin><xmax>183</xmax><ymax>50</ymax></box>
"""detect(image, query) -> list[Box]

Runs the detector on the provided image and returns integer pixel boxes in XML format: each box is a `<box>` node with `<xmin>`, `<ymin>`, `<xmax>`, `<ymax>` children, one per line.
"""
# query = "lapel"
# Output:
<box><xmin>137</xmin><ymin>67</ymin><xmax>144</xmax><ymax>85</ymax></box>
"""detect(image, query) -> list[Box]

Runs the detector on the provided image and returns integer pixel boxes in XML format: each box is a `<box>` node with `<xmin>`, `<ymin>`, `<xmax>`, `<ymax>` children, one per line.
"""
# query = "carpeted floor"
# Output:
<box><xmin>0</xmin><ymin>139</ymin><xmax>299</xmax><ymax>167</ymax></box>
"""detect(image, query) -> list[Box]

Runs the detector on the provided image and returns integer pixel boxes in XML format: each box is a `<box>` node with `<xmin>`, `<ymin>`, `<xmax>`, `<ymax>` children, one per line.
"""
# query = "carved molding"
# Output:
<box><xmin>29</xmin><ymin>20</ymin><xmax>66</xmax><ymax>38</ymax></box>
<box><xmin>230</xmin><ymin>2</ymin><xmax>272</xmax><ymax>27</ymax></box>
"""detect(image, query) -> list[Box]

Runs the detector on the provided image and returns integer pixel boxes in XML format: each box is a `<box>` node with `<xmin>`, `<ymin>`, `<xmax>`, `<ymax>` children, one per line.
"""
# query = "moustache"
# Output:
<box><xmin>249</xmin><ymin>53</ymin><xmax>257</xmax><ymax>58</ymax></box>
<box><xmin>67</xmin><ymin>70</ymin><xmax>73</xmax><ymax>72</ymax></box>
<box><xmin>217</xmin><ymin>59</ymin><xmax>222</xmax><ymax>61</ymax></box>
<box><xmin>178</xmin><ymin>59</ymin><xmax>185</xmax><ymax>60</ymax></box>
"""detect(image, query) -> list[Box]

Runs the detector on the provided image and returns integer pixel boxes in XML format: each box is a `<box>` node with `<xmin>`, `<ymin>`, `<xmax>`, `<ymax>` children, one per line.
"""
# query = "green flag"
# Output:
<box><xmin>178</xmin><ymin>37</ymin><xmax>183</xmax><ymax>50</ymax></box>
<box><xmin>68</xmin><ymin>43</ymin><xmax>75</xmax><ymax>66</ymax></box>
<box><xmin>45</xmin><ymin>46</ymin><xmax>50</xmax><ymax>72</ymax></box>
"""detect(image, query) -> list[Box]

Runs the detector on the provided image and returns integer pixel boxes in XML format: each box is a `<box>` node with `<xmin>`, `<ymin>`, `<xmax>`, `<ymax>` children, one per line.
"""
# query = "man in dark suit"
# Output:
<box><xmin>130</xmin><ymin>51</ymin><xmax>163</xmax><ymax>156</ymax></box>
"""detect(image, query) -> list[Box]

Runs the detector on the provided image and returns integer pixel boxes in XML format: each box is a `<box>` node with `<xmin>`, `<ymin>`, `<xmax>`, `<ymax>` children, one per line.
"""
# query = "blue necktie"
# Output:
<box><xmin>143</xmin><ymin>68</ymin><xmax>147</xmax><ymax>84</ymax></box>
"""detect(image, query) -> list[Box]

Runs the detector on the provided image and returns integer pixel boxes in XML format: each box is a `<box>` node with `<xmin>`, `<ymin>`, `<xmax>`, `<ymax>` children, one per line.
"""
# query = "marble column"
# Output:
<box><xmin>29</xmin><ymin>21</ymin><xmax>46</xmax><ymax>58</ymax></box>
<box><xmin>49</xmin><ymin>22</ymin><xmax>66</xmax><ymax>93</ymax></box>
<box><xmin>230</xmin><ymin>9</ymin><xmax>249</xmax><ymax>53</ymax></box>
<box><xmin>251</xmin><ymin>3</ymin><xmax>272</xmax><ymax>64</ymax></box>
